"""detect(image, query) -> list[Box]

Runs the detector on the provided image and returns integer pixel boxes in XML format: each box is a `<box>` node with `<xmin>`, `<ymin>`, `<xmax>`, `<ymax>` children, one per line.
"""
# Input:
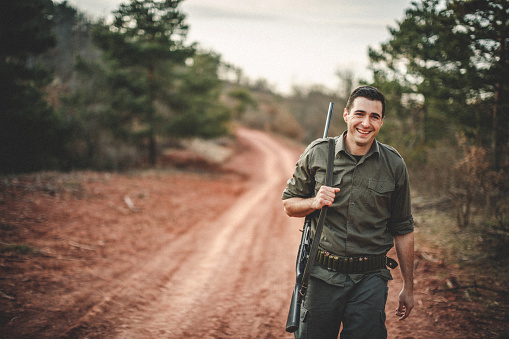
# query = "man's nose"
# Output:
<box><xmin>361</xmin><ymin>115</ymin><xmax>371</xmax><ymax>126</ymax></box>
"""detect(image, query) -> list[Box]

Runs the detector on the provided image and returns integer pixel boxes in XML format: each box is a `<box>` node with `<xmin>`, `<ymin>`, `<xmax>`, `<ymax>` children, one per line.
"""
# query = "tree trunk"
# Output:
<box><xmin>147</xmin><ymin>64</ymin><xmax>157</xmax><ymax>166</ymax></box>
<box><xmin>491</xmin><ymin>83</ymin><xmax>499</xmax><ymax>169</ymax></box>
<box><xmin>148</xmin><ymin>131</ymin><xmax>156</xmax><ymax>166</ymax></box>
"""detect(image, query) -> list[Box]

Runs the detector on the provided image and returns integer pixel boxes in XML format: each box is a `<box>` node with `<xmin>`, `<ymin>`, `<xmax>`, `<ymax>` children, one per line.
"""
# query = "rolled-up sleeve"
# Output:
<box><xmin>387</xmin><ymin>163</ymin><xmax>414</xmax><ymax>235</ymax></box>
<box><xmin>282</xmin><ymin>147</ymin><xmax>316</xmax><ymax>200</ymax></box>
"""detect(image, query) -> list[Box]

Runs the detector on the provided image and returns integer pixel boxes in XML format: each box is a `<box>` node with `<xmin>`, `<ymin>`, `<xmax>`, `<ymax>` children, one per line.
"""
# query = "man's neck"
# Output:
<box><xmin>344</xmin><ymin>134</ymin><xmax>373</xmax><ymax>156</ymax></box>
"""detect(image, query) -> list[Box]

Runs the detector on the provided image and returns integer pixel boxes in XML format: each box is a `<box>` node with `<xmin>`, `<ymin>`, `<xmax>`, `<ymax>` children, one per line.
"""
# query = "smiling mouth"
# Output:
<box><xmin>357</xmin><ymin>129</ymin><xmax>371</xmax><ymax>135</ymax></box>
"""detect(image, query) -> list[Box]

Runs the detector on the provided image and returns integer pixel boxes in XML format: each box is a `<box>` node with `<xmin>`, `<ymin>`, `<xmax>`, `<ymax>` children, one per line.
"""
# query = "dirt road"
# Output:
<box><xmin>80</xmin><ymin>128</ymin><xmax>304</xmax><ymax>338</ymax></box>
<box><xmin>1</xmin><ymin>127</ymin><xmax>497</xmax><ymax>338</ymax></box>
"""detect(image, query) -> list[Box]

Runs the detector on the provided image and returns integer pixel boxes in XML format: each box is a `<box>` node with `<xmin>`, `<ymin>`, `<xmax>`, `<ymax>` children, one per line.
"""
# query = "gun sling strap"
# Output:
<box><xmin>298</xmin><ymin>137</ymin><xmax>335</xmax><ymax>300</ymax></box>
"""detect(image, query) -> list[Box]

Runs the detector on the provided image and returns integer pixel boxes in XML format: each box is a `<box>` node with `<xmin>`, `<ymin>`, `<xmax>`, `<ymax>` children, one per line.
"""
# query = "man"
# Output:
<box><xmin>282</xmin><ymin>86</ymin><xmax>414</xmax><ymax>339</ymax></box>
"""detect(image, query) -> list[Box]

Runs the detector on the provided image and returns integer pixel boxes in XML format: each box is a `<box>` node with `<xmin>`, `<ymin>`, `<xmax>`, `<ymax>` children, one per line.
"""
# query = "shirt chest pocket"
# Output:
<box><xmin>366</xmin><ymin>179</ymin><xmax>395</xmax><ymax>207</ymax></box>
<box><xmin>367</xmin><ymin>179</ymin><xmax>395</xmax><ymax>194</ymax></box>
<box><xmin>314</xmin><ymin>171</ymin><xmax>342</xmax><ymax>195</ymax></box>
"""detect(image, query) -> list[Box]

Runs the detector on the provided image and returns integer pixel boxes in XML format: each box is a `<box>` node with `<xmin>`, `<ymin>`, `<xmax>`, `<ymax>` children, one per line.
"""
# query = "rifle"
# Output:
<box><xmin>285</xmin><ymin>102</ymin><xmax>334</xmax><ymax>333</ymax></box>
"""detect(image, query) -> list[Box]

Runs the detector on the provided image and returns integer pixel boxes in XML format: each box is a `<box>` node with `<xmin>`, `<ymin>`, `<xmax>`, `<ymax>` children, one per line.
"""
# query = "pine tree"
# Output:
<box><xmin>93</xmin><ymin>0</ymin><xmax>194</xmax><ymax>165</ymax></box>
<box><xmin>0</xmin><ymin>0</ymin><xmax>68</xmax><ymax>173</ymax></box>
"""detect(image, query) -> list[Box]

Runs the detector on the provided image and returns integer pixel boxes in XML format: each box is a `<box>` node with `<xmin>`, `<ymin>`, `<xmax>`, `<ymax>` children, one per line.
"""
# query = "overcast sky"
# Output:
<box><xmin>65</xmin><ymin>0</ymin><xmax>413</xmax><ymax>94</ymax></box>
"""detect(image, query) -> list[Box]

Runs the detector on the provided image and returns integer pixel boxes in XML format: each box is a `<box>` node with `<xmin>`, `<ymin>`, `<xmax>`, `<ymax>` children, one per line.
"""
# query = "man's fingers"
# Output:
<box><xmin>327</xmin><ymin>187</ymin><xmax>341</xmax><ymax>193</ymax></box>
<box><xmin>395</xmin><ymin>304</ymin><xmax>412</xmax><ymax>321</ymax></box>
<box><xmin>399</xmin><ymin>310</ymin><xmax>410</xmax><ymax>321</ymax></box>
<box><xmin>320</xmin><ymin>186</ymin><xmax>340</xmax><ymax>196</ymax></box>
<box><xmin>318</xmin><ymin>196</ymin><xmax>334</xmax><ymax>207</ymax></box>
<box><xmin>395</xmin><ymin>307</ymin><xmax>405</xmax><ymax>319</ymax></box>
<box><xmin>315</xmin><ymin>186</ymin><xmax>340</xmax><ymax>208</ymax></box>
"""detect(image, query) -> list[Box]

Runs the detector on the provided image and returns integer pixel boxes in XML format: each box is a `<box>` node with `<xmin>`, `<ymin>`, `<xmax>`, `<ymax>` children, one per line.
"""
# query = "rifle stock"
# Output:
<box><xmin>285</xmin><ymin>102</ymin><xmax>334</xmax><ymax>333</ymax></box>
<box><xmin>285</xmin><ymin>217</ymin><xmax>311</xmax><ymax>332</ymax></box>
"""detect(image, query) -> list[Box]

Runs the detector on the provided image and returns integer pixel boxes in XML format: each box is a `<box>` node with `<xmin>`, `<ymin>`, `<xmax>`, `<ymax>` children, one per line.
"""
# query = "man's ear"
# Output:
<box><xmin>343</xmin><ymin>109</ymin><xmax>349</xmax><ymax>123</ymax></box>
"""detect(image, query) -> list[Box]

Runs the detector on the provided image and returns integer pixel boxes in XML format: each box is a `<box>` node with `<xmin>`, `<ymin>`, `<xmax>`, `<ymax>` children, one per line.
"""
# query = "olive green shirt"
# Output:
<box><xmin>283</xmin><ymin>132</ymin><xmax>414</xmax><ymax>286</ymax></box>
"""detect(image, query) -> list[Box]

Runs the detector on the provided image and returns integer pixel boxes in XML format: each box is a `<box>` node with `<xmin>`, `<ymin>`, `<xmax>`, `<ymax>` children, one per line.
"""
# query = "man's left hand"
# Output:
<box><xmin>395</xmin><ymin>287</ymin><xmax>414</xmax><ymax>320</ymax></box>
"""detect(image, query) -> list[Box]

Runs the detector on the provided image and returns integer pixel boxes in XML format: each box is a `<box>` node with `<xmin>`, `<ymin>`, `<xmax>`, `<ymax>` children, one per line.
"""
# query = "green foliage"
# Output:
<box><xmin>95</xmin><ymin>0</ymin><xmax>191</xmax><ymax>68</ymax></box>
<box><xmin>61</xmin><ymin>56</ymin><xmax>138</xmax><ymax>170</ymax></box>
<box><xmin>446</xmin><ymin>0</ymin><xmax>509</xmax><ymax>168</ymax></box>
<box><xmin>0</xmin><ymin>76</ymin><xmax>68</xmax><ymax>173</ymax></box>
<box><xmin>44</xmin><ymin>1</ymin><xmax>233</xmax><ymax>169</ymax></box>
<box><xmin>227</xmin><ymin>87</ymin><xmax>258</xmax><ymax>118</ymax></box>
<box><xmin>167</xmin><ymin>52</ymin><xmax>232</xmax><ymax>138</ymax></box>
<box><xmin>91</xmin><ymin>0</ymin><xmax>195</xmax><ymax>165</ymax></box>
<box><xmin>38</xmin><ymin>1</ymin><xmax>96</xmax><ymax>84</ymax></box>
<box><xmin>85</xmin><ymin>0</ymin><xmax>232</xmax><ymax>165</ymax></box>
<box><xmin>0</xmin><ymin>0</ymin><xmax>70</xmax><ymax>174</ymax></box>
<box><xmin>370</xmin><ymin>0</ymin><xmax>509</xmax><ymax>156</ymax></box>
<box><xmin>0</xmin><ymin>0</ymin><xmax>55</xmax><ymax>58</ymax></box>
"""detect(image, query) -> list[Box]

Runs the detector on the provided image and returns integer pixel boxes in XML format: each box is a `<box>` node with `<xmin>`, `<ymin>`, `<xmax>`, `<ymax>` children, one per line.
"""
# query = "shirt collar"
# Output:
<box><xmin>336</xmin><ymin>131</ymin><xmax>380</xmax><ymax>158</ymax></box>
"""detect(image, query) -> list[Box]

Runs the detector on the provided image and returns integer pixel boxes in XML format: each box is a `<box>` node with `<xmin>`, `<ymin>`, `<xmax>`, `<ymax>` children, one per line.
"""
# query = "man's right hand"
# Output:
<box><xmin>313</xmin><ymin>186</ymin><xmax>340</xmax><ymax>209</ymax></box>
<box><xmin>283</xmin><ymin>186</ymin><xmax>340</xmax><ymax>218</ymax></box>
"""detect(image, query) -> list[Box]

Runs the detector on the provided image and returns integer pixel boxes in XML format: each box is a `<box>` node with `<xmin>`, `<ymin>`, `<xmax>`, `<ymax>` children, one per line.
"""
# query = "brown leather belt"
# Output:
<box><xmin>314</xmin><ymin>248</ymin><xmax>398</xmax><ymax>273</ymax></box>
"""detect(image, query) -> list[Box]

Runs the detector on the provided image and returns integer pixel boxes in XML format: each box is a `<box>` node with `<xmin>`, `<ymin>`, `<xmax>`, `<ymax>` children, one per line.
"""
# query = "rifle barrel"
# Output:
<box><xmin>323</xmin><ymin>102</ymin><xmax>334</xmax><ymax>138</ymax></box>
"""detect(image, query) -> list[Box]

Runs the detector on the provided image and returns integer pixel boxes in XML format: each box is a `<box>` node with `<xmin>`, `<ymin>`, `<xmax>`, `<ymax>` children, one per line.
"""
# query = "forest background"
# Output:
<box><xmin>1</xmin><ymin>0</ymin><xmax>508</xmax><ymax>324</ymax></box>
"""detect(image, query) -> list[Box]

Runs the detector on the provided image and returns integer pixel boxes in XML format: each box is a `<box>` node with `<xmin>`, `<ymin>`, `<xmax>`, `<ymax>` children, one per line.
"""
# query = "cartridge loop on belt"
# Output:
<box><xmin>315</xmin><ymin>248</ymin><xmax>391</xmax><ymax>273</ymax></box>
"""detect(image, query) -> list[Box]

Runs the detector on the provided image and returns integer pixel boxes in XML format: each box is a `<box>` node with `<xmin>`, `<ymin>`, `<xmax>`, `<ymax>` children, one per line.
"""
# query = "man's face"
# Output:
<box><xmin>343</xmin><ymin>97</ymin><xmax>384</xmax><ymax>151</ymax></box>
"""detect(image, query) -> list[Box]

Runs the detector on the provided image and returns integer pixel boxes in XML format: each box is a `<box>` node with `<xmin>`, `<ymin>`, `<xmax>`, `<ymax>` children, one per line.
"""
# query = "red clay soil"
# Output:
<box><xmin>0</xmin><ymin>127</ymin><xmax>507</xmax><ymax>338</ymax></box>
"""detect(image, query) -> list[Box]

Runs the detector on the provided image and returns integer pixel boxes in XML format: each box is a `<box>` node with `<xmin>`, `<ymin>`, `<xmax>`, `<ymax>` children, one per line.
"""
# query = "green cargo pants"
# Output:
<box><xmin>295</xmin><ymin>273</ymin><xmax>388</xmax><ymax>339</ymax></box>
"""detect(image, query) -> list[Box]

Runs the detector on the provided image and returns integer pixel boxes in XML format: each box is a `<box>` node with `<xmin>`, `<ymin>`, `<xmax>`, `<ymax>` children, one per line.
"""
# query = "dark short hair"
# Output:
<box><xmin>345</xmin><ymin>86</ymin><xmax>386</xmax><ymax>118</ymax></box>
